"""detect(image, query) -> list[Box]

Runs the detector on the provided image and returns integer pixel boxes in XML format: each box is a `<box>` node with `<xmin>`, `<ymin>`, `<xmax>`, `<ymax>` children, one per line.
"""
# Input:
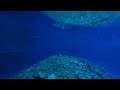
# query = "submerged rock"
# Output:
<box><xmin>11</xmin><ymin>54</ymin><xmax>112</xmax><ymax>79</ymax></box>
<box><xmin>42</xmin><ymin>11</ymin><xmax>120</xmax><ymax>29</ymax></box>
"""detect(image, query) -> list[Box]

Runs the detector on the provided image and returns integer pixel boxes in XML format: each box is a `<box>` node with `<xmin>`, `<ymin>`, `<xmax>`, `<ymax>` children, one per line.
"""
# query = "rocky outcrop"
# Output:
<box><xmin>43</xmin><ymin>11</ymin><xmax>120</xmax><ymax>29</ymax></box>
<box><xmin>11</xmin><ymin>54</ymin><xmax>112</xmax><ymax>79</ymax></box>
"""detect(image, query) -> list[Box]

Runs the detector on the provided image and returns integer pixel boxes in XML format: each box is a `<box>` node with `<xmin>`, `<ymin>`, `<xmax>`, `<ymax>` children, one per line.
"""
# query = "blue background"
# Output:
<box><xmin>0</xmin><ymin>11</ymin><xmax>120</xmax><ymax>79</ymax></box>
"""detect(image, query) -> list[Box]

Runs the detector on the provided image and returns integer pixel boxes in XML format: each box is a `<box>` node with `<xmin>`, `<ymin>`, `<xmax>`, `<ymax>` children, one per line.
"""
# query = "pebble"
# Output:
<box><xmin>48</xmin><ymin>74</ymin><xmax>56</xmax><ymax>79</ymax></box>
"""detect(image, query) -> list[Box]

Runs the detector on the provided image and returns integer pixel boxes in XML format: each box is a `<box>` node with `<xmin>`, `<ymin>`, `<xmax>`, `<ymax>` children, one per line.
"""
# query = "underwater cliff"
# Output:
<box><xmin>11</xmin><ymin>55</ymin><xmax>112</xmax><ymax>79</ymax></box>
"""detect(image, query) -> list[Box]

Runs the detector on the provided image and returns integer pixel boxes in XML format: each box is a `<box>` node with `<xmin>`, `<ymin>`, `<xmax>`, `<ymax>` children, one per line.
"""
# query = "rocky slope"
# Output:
<box><xmin>11</xmin><ymin>54</ymin><xmax>112</xmax><ymax>79</ymax></box>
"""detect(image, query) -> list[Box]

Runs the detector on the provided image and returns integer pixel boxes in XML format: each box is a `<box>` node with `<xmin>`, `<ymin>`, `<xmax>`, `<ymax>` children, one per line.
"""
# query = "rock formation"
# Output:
<box><xmin>43</xmin><ymin>11</ymin><xmax>120</xmax><ymax>29</ymax></box>
<box><xmin>11</xmin><ymin>54</ymin><xmax>112</xmax><ymax>79</ymax></box>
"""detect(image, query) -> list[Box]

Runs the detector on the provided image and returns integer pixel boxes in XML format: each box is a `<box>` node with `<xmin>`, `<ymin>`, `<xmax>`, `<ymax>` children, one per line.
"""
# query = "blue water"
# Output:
<box><xmin>0</xmin><ymin>11</ymin><xmax>120</xmax><ymax>79</ymax></box>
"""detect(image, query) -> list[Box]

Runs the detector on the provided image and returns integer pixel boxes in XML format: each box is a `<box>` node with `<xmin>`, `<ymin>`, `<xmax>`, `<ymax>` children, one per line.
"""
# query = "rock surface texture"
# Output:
<box><xmin>11</xmin><ymin>55</ymin><xmax>112</xmax><ymax>79</ymax></box>
<box><xmin>43</xmin><ymin>11</ymin><xmax>120</xmax><ymax>29</ymax></box>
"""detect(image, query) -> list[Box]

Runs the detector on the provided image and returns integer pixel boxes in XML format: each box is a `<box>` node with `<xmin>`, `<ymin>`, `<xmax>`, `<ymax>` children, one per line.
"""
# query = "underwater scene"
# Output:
<box><xmin>0</xmin><ymin>11</ymin><xmax>120</xmax><ymax>79</ymax></box>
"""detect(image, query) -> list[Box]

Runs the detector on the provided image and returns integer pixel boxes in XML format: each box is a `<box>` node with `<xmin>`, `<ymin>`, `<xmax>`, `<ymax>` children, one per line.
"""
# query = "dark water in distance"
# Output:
<box><xmin>0</xmin><ymin>11</ymin><xmax>120</xmax><ymax>79</ymax></box>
